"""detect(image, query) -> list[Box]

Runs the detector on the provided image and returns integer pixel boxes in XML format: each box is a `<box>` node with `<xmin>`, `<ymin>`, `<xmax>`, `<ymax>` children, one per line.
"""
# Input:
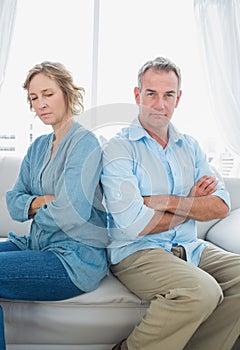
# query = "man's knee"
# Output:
<box><xmin>163</xmin><ymin>273</ymin><xmax>223</xmax><ymax>322</ymax></box>
<box><xmin>194</xmin><ymin>282</ymin><xmax>222</xmax><ymax>320</ymax></box>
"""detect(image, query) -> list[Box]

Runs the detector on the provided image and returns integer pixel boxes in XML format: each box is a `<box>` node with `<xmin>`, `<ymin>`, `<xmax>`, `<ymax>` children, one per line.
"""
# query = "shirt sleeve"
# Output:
<box><xmin>101</xmin><ymin>139</ymin><xmax>154</xmax><ymax>240</ymax></box>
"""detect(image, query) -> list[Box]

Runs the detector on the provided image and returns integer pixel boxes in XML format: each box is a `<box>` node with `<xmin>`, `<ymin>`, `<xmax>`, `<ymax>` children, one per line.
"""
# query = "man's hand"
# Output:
<box><xmin>143</xmin><ymin>175</ymin><xmax>218</xmax><ymax>211</ymax></box>
<box><xmin>143</xmin><ymin>194</ymin><xmax>169</xmax><ymax>211</ymax></box>
<box><xmin>142</xmin><ymin>174</ymin><xmax>227</xmax><ymax>227</ymax></box>
<box><xmin>188</xmin><ymin>175</ymin><xmax>217</xmax><ymax>197</ymax></box>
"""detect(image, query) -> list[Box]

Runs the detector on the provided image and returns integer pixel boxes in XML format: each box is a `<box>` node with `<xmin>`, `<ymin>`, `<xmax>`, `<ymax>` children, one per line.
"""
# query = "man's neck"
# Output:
<box><xmin>146</xmin><ymin>128</ymin><xmax>168</xmax><ymax>148</ymax></box>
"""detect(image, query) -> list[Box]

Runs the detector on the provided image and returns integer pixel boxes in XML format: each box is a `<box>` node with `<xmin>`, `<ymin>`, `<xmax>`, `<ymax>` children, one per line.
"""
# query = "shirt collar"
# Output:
<box><xmin>128</xmin><ymin>117</ymin><xmax>183</xmax><ymax>146</ymax></box>
<box><xmin>128</xmin><ymin>118</ymin><xmax>149</xmax><ymax>141</ymax></box>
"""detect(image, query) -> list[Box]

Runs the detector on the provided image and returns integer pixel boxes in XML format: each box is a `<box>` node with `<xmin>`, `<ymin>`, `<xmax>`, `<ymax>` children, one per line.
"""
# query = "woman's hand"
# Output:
<box><xmin>28</xmin><ymin>195</ymin><xmax>56</xmax><ymax>217</ymax></box>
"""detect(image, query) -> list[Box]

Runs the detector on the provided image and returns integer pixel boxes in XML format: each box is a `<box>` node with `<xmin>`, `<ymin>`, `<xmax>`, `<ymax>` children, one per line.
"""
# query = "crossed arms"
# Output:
<box><xmin>140</xmin><ymin>175</ymin><xmax>229</xmax><ymax>236</ymax></box>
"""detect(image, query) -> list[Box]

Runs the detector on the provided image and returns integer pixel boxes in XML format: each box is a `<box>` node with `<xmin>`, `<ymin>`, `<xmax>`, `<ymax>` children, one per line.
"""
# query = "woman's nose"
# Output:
<box><xmin>38</xmin><ymin>98</ymin><xmax>47</xmax><ymax>109</ymax></box>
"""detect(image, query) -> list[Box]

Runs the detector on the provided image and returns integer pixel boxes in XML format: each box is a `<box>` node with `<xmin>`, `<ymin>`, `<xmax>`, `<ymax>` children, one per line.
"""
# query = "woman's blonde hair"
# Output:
<box><xmin>23</xmin><ymin>61</ymin><xmax>84</xmax><ymax>115</ymax></box>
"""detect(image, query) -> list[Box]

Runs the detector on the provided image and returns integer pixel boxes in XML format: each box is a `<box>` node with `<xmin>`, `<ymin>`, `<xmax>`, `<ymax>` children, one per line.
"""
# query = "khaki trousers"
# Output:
<box><xmin>111</xmin><ymin>245</ymin><xmax>240</xmax><ymax>350</ymax></box>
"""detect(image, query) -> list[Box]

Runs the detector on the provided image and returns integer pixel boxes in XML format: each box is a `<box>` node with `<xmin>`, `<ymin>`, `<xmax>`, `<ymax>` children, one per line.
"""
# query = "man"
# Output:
<box><xmin>101</xmin><ymin>57</ymin><xmax>240</xmax><ymax>350</ymax></box>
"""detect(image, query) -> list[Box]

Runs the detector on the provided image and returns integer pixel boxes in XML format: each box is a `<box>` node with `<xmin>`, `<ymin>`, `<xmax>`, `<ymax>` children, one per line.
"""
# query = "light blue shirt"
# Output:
<box><xmin>101</xmin><ymin>118</ymin><xmax>230</xmax><ymax>266</ymax></box>
<box><xmin>6</xmin><ymin>122</ymin><xmax>108</xmax><ymax>292</ymax></box>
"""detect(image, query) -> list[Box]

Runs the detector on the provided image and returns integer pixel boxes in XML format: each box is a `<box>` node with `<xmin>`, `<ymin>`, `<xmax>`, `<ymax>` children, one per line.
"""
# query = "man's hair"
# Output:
<box><xmin>137</xmin><ymin>57</ymin><xmax>181</xmax><ymax>92</ymax></box>
<box><xmin>23</xmin><ymin>61</ymin><xmax>85</xmax><ymax>115</ymax></box>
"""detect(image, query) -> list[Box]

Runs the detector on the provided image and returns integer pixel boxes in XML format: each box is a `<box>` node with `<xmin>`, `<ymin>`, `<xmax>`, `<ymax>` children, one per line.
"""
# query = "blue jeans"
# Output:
<box><xmin>0</xmin><ymin>240</ymin><xmax>84</xmax><ymax>350</ymax></box>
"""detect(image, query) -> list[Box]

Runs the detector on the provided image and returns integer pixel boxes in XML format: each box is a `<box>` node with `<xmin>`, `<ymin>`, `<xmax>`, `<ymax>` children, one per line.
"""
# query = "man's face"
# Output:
<box><xmin>134</xmin><ymin>68</ymin><xmax>182</xmax><ymax>133</ymax></box>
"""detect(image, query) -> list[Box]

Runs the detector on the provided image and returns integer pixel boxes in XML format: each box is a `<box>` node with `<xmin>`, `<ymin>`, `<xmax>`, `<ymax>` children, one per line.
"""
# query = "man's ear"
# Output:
<box><xmin>134</xmin><ymin>86</ymin><xmax>140</xmax><ymax>105</ymax></box>
<box><xmin>175</xmin><ymin>90</ymin><xmax>182</xmax><ymax>108</ymax></box>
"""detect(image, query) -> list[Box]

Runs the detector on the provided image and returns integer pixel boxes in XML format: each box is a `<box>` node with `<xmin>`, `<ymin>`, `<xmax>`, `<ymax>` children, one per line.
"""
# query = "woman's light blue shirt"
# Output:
<box><xmin>6</xmin><ymin>122</ymin><xmax>108</xmax><ymax>292</ymax></box>
<box><xmin>101</xmin><ymin>119</ymin><xmax>230</xmax><ymax>266</ymax></box>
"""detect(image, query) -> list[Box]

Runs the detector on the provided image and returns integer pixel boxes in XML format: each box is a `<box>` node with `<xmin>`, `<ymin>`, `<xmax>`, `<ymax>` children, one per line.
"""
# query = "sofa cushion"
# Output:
<box><xmin>206</xmin><ymin>208</ymin><xmax>240</xmax><ymax>254</ymax></box>
<box><xmin>2</xmin><ymin>273</ymin><xmax>148</xmax><ymax>346</ymax></box>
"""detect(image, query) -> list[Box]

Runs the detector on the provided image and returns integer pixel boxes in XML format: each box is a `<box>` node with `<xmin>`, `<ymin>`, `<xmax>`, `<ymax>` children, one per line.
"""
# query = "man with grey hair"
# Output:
<box><xmin>101</xmin><ymin>57</ymin><xmax>240</xmax><ymax>350</ymax></box>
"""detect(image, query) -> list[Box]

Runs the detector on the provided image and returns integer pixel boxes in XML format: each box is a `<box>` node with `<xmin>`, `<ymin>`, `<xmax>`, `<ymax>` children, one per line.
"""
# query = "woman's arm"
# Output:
<box><xmin>33</xmin><ymin>132</ymin><xmax>103</xmax><ymax>236</ymax></box>
<box><xmin>28</xmin><ymin>195</ymin><xmax>56</xmax><ymax>217</ymax></box>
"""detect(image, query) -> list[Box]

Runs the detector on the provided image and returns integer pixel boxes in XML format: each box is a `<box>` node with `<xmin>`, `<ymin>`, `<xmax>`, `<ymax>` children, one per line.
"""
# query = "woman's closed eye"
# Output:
<box><xmin>30</xmin><ymin>93</ymin><xmax>53</xmax><ymax>102</ymax></box>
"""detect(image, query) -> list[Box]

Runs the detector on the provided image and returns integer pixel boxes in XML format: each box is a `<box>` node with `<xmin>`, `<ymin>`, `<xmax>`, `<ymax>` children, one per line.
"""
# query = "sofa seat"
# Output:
<box><xmin>2</xmin><ymin>273</ymin><xmax>148</xmax><ymax>350</ymax></box>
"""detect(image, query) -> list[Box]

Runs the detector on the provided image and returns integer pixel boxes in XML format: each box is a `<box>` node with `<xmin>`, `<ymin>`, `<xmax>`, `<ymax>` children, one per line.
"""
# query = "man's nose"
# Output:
<box><xmin>154</xmin><ymin>96</ymin><xmax>165</xmax><ymax>110</ymax></box>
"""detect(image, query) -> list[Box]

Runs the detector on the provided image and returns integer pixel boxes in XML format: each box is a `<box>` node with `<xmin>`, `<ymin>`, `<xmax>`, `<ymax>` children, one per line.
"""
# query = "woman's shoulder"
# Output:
<box><xmin>71</xmin><ymin>123</ymin><xmax>100</xmax><ymax>148</ymax></box>
<box><xmin>27</xmin><ymin>132</ymin><xmax>53</xmax><ymax>154</ymax></box>
<box><xmin>32</xmin><ymin>132</ymin><xmax>52</xmax><ymax>145</ymax></box>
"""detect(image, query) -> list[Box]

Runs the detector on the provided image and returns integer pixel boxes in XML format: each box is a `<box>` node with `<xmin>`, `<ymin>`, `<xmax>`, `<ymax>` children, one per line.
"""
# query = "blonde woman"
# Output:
<box><xmin>1</xmin><ymin>61</ymin><xmax>108</xmax><ymax>349</ymax></box>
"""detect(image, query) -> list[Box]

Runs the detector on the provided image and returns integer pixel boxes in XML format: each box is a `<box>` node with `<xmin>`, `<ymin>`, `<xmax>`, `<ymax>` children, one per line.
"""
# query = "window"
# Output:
<box><xmin>1</xmin><ymin>0</ymin><xmax>238</xmax><ymax>176</ymax></box>
<box><xmin>97</xmin><ymin>0</ymin><xmax>216</xmax><ymax>147</ymax></box>
<box><xmin>0</xmin><ymin>0</ymin><xmax>94</xmax><ymax>156</ymax></box>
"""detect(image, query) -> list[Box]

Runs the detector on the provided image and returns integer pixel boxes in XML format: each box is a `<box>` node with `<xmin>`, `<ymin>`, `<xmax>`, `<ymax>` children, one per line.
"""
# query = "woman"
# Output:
<box><xmin>1</xmin><ymin>61</ymin><xmax>108</xmax><ymax>349</ymax></box>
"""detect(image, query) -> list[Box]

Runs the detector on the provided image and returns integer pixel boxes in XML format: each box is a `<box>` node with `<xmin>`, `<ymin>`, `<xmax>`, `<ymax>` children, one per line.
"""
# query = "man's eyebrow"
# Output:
<box><xmin>145</xmin><ymin>89</ymin><xmax>176</xmax><ymax>94</ymax></box>
<box><xmin>145</xmin><ymin>88</ymin><xmax>155</xmax><ymax>92</ymax></box>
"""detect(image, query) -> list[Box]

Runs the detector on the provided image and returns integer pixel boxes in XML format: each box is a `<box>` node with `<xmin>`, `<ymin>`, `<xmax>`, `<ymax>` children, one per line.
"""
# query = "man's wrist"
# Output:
<box><xmin>166</xmin><ymin>195</ymin><xmax>180</xmax><ymax>213</ymax></box>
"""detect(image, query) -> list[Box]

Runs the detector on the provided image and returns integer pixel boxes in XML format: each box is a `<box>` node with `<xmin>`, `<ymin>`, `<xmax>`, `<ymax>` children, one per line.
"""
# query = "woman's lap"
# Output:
<box><xmin>0</xmin><ymin>240</ymin><xmax>83</xmax><ymax>301</ymax></box>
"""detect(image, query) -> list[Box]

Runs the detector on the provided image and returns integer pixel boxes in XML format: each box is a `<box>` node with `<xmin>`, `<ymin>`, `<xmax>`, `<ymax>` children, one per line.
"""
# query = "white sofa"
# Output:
<box><xmin>0</xmin><ymin>156</ymin><xmax>240</xmax><ymax>350</ymax></box>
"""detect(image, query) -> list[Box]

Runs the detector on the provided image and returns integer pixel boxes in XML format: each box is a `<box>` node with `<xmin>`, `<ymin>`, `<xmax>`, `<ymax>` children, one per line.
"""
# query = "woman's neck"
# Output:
<box><xmin>53</xmin><ymin>117</ymin><xmax>74</xmax><ymax>142</ymax></box>
<box><xmin>51</xmin><ymin>117</ymin><xmax>74</xmax><ymax>157</ymax></box>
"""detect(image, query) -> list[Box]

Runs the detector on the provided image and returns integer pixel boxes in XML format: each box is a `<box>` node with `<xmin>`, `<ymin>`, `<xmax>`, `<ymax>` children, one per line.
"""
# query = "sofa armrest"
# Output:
<box><xmin>0</xmin><ymin>156</ymin><xmax>31</xmax><ymax>237</ymax></box>
<box><xmin>223</xmin><ymin>177</ymin><xmax>240</xmax><ymax>211</ymax></box>
<box><xmin>205</xmin><ymin>177</ymin><xmax>240</xmax><ymax>253</ymax></box>
<box><xmin>197</xmin><ymin>176</ymin><xmax>240</xmax><ymax>241</ymax></box>
<box><xmin>206</xmin><ymin>208</ymin><xmax>240</xmax><ymax>254</ymax></box>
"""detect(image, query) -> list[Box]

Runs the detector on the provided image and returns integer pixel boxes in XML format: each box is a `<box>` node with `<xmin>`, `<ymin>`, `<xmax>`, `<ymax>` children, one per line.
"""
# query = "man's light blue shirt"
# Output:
<box><xmin>101</xmin><ymin>118</ymin><xmax>230</xmax><ymax>266</ymax></box>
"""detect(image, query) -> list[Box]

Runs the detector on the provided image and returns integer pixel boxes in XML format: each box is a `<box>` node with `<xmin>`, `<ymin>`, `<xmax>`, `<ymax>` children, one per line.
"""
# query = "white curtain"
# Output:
<box><xmin>0</xmin><ymin>0</ymin><xmax>17</xmax><ymax>89</ymax></box>
<box><xmin>194</xmin><ymin>0</ymin><xmax>240</xmax><ymax>156</ymax></box>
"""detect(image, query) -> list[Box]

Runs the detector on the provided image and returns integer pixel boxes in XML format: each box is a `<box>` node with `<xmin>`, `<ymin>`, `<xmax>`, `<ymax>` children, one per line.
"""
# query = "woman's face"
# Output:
<box><xmin>28</xmin><ymin>73</ymin><xmax>70</xmax><ymax>131</ymax></box>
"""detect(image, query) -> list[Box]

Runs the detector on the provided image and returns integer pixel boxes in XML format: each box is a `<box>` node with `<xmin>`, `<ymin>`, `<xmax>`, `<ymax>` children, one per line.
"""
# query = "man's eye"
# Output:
<box><xmin>30</xmin><ymin>97</ymin><xmax>37</xmax><ymax>101</ymax></box>
<box><xmin>45</xmin><ymin>93</ymin><xmax>53</xmax><ymax>97</ymax></box>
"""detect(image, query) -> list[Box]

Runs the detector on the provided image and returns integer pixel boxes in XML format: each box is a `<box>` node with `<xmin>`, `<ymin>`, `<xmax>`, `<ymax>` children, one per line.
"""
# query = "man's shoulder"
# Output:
<box><xmin>103</xmin><ymin>133</ymin><xmax>130</xmax><ymax>149</ymax></box>
<box><xmin>181</xmin><ymin>133</ymin><xmax>202</xmax><ymax>153</ymax></box>
<box><xmin>175</xmin><ymin>128</ymin><xmax>200</xmax><ymax>150</ymax></box>
<box><xmin>103</xmin><ymin>119</ymin><xmax>145</xmax><ymax>146</ymax></box>
<box><xmin>102</xmin><ymin>127</ymin><xmax>135</xmax><ymax>160</ymax></box>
